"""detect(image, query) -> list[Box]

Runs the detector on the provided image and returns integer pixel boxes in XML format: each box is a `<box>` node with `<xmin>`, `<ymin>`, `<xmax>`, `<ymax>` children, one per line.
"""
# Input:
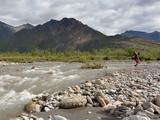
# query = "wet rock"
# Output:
<box><xmin>44</xmin><ymin>107</ymin><xmax>50</xmax><ymax>112</ymax></box>
<box><xmin>123</xmin><ymin>101</ymin><xmax>136</xmax><ymax>107</ymax></box>
<box><xmin>46</xmin><ymin>95</ymin><xmax>53</xmax><ymax>101</ymax></box>
<box><xmin>136</xmin><ymin>111</ymin><xmax>148</xmax><ymax>117</ymax></box>
<box><xmin>131</xmin><ymin>91</ymin><xmax>139</xmax><ymax>97</ymax></box>
<box><xmin>142</xmin><ymin>102</ymin><xmax>151</xmax><ymax>110</ymax></box>
<box><xmin>113</xmin><ymin>101</ymin><xmax>123</xmax><ymax>106</ymax></box>
<box><xmin>102</xmin><ymin>83</ymin><xmax>114</xmax><ymax>90</ymax></box>
<box><xmin>75</xmin><ymin>85</ymin><xmax>81</xmax><ymax>90</ymax></box>
<box><xmin>52</xmin><ymin>100</ymin><xmax>60</xmax><ymax>107</ymax></box>
<box><xmin>88</xmin><ymin>111</ymin><xmax>92</xmax><ymax>114</ymax></box>
<box><xmin>86</xmin><ymin>103</ymin><xmax>93</xmax><ymax>107</ymax></box>
<box><xmin>94</xmin><ymin>79</ymin><xmax>103</xmax><ymax>86</ymax></box>
<box><xmin>42</xmin><ymin>93</ymin><xmax>49</xmax><ymax>101</ymax></box>
<box><xmin>144</xmin><ymin>110</ymin><xmax>160</xmax><ymax>119</ymax></box>
<box><xmin>134</xmin><ymin>105</ymin><xmax>144</xmax><ymax>114</ymax></box>
<box><xmin>122</xmin><ymin>115</ymin><xmax>151</xmax><ymax>120</ymax></box>
<box><xmin>12</xmin><ymin>117</ymin><xmax>26</xmax><ymax>120</ymax></box>
<box><xmin>32</xmin><ymin>97</ymin><xmax>40</xmax><ymax>102</ymax></box>
<box><xmin>85</xmin><ymin>81</ymin><xmax>92</xmax><ymax>87</ymax></box>
<box><xmin>149</xmin><ymin>102</ymin><xmax>160</xmax><ymax>114</ymax></box>
<box><xmin>86</xmin><ymin>96</ymin><xmax>93</xmax><ymax>104</ymax></box>
<box><xmin>93</xmin><ymin>102</ymin><xmax>100</xmax><ymax>107</ymax></box>
<box><xmin>104</xmin><ymin>105</ymin><xmax>116</xmax><ymax>113</ymax></box>
<box><xmin>31</xmin><ymin>66</ymin><xmax>36</xmax><ymax>69</ymax></box>
<box><xmin>114</xmin><ymin>106</ymin><xmax>127</xmax><ymax>116</ymax></box>
<box><xmin>68</xmin><ymin>87</ymin><xmax>75</xmax><ymax>93</ymax></box>
<box><xmin>95</xmin><ymin>91</ymin><xmax>110</xmax><ymax>105</ymax></box>
<box><xmin>24</xmin><ymin>102</ymin><xmax>36</xmax><ymax>113</ymax></box>
<box><xmin>38</xmin><ymin>100</ymin><xmax>44</xmax><ymax>105</ymax></box>
<box><xmin>126</xmin><ymin>109</ymin><xmax>134</xmax><ymax>116</ymax></box>
<box><xmin>47</xmin><ymin>71</ymin><xmax>54</xmax><ymax>74</ymax></box>
<box><xmin>35</xmin><ymin>118</ymin><xmax>44</xmax><ymax>120</ymax></box>
<box><xmin>155</xmin><ymin>95</ymin><xmax>160</xmax><ymax>107</ymax></box>
<box><xmin>59</xmin><ymin>95</ymin><xmax>87</xmax><ymax>109</ymax></box>
<box><xmin>97</xmin><ymin>96</ymin><xmax>106</xmax><ymax>107</ymax></box>
<box><xmin>33</xmin><ymin>104</ymin><xmax>41</xmax><ymax>112</ymax></box>
<box><xmin>142</xmin><ymin>101</ymin><xmax>160</xmax><ymax>114</ymax></box>
<box><xmin>147</xmin><ymin>108</ymin><xmax>154</xmax><ymax>113</ymax></box>
<box><xmin>82</xmin><ymin>91</ymin><xmax>91</xmax><ymax>96</ymax></box>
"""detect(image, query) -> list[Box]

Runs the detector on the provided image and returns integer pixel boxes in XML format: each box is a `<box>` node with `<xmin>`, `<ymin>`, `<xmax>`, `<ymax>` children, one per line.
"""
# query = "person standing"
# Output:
<box><xmin>132</xmin><ymin>52</ymin><xmax>140</xmax><ymax>66</ymax></box>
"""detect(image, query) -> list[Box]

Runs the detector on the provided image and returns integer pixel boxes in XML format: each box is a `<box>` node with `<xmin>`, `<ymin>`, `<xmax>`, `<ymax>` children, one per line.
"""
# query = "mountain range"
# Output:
<box><xmin>0</xmin><ymin>21</ymin><xmax>34</xmax><ymax>41</ymax></box>
<box><xmin>119</xmin><ymin>30</ymin><xmax>160</xmax><ymax>42</ymax></box>
<box><xmin>0</xmin><ymin>18</ymin><xmax>160</xmax><ymax>52</ymax></box>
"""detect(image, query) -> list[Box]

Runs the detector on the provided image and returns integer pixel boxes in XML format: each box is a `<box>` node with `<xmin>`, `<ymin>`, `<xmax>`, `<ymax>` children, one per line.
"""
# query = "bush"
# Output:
<box><xmin>81</xmin><ymin>62</ymin><xmax>103</xmax><ymax>69</ymax></box>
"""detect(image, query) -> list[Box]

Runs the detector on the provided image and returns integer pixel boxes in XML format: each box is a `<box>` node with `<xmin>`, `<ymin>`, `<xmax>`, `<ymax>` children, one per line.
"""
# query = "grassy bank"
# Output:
<box><xmin>0</xmin><ymin>47</ymin><xmax>160</xmax><ymax>63</ymax></box>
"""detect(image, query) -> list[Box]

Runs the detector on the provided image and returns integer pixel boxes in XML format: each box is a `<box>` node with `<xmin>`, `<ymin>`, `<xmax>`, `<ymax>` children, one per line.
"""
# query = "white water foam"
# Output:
<box><xmin>0</xmin><ymin>87</ymin><xmax>6</xmax><ymax>92</ymax></box>
<box><xmin>0</xmin><ymin>74</ymin><xmax>40</xmax><ymax>86</ymax></box>
<box><xmin>51</xmin><ymin>74</ymin><xmax>80</xmax><ymax>83</ymax></box>
<box><xmin>0</xmin><ymin>74</ymin><xmax>20</xmax><ymax>80</ymax></box>
<box><xmin>18</xmin><ymin>77</ymin><xmax>39</xmax><ymax>85</ymax></box>
<box><xmin>0</xmin><ymin>90</ymin><xmax>37</xmax><ymax>109</ymax></box>
<box><xmin>23</xmin><ymin>69</ymin><xmax>36</xmax><ymax>73</ymax></box>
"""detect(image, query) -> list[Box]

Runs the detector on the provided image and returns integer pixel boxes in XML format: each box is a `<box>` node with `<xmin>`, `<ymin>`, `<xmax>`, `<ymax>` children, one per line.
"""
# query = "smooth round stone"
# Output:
<box><xmin>86</xmin><ymin>103</ymin><xmax>93</xmax><ymax>107</ymax></box>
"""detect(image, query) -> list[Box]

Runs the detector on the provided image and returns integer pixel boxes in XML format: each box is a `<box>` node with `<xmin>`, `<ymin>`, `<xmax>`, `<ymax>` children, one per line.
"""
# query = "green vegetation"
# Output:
<box><xmin>0</xmin><ymin>47</ymin><xmax>160</xmax><ymax>63</ymax></box>
<box><xmin>81</xmin><ymin>62</ymin><xmax>103</xmax><ymax>69</ymax></box>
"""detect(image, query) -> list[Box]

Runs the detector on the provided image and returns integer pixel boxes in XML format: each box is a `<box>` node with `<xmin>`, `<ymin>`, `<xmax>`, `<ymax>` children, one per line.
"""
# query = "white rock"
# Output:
<box><xmin>88</xmin><ymin>111</ymin><xmax>92</xmax><ymax>114</ymax></box>
<box><xmin>44</xmin><ymin>107</ymin><xmax>50</xmax><ymax>112</ymax></box>
<box><xmin>52</xmin><ymin>115</ymin><xmax>67</xmax><ymax>120</ymax></box>
<box><xmin>123</xmin><ymin>115</ymin><xmax>151</xmax><ymax>120</ymax></box>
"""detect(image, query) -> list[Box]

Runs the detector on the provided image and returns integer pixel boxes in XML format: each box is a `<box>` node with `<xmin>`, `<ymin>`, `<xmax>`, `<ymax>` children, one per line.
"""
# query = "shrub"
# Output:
<box><xmin>81</xmin><ymin>62</ymin><xmax>103</xmax><ymax>69</ymax></box>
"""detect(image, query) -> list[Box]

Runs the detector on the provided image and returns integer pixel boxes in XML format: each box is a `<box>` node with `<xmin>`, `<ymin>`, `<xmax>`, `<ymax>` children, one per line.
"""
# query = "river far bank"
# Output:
<box><xmin>11</xmin><ymin>62</ymin><xmax>160</xmax><ymax>120</ymax></box>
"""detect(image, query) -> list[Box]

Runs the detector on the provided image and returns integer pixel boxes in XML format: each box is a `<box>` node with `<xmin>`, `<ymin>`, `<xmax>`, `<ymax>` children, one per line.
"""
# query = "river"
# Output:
<box><xmin>0</xmin><ymin>61</ymin><xmax>158</xmax><ymax>120</ymax></box>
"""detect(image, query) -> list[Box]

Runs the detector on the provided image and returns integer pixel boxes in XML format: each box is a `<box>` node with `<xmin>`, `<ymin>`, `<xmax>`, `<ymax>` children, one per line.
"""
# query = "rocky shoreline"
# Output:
<box><xmin>13</xmin><ymin>65</ymin><xmax>160</xmax><ymax>120</ymax></box>
<box><xmin>0</xmin><ymin>61</ymin><xmax>20</xmax><ymax>66</ymax></box>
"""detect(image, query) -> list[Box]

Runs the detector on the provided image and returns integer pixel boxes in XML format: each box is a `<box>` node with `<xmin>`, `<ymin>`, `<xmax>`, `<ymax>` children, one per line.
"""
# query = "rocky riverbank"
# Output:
<box><xmin>0</xmin><ymin>61</ymin><xmax>20</xmax><ymax>66</ymax></box>
<box><xmin>13</xmin><ymin>65</ymin><xmax>160</xmax><ymax>120</ymax></box>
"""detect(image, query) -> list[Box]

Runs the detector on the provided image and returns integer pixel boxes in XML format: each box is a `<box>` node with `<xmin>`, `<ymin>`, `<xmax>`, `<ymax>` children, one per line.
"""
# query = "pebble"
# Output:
<box><xmin>16</xmin><ymin>66</ymin><xmax>160</xmax><ymax>120</ymax></box>
<box><xmin>88</xmin><ymin>111</ymin><xmax>92</xmax><ymax>114</ymax></box>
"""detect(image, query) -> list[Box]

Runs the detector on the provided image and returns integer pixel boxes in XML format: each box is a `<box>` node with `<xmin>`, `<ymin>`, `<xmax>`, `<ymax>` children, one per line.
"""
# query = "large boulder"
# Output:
<box><xmin>24</xmin><ymin>102</ymin><xmax>36</xmax><ymax>113</ymax></box>
<box><xmin>59</xmin><ymin>95</ymin><xmax>87</xmax><ymax>109</ymax></box>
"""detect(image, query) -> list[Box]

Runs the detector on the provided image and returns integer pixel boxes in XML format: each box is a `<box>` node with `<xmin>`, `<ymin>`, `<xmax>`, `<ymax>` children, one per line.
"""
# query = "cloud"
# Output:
<box><xmin>0</xmin><ymin>0</ymin><xmax>160</xmax><ymax>35</ymax></box>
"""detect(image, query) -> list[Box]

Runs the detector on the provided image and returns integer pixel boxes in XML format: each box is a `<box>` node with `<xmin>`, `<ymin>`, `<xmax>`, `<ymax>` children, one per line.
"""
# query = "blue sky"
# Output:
<box><xmin>0</xmin><ymin>0</ymin><xmax>160</xmax><ymax>35</ymax></box>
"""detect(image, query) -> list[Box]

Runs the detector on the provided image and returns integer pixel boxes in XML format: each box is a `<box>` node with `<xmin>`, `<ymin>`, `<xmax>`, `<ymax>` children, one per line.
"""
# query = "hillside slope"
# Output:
<box><xmin>120</xmin><ymin>30</ymin><xmax>160</xmax><ymax>42</ymax></box>
<box><xmin>0</xmin><ymin>21</ymin><xmax>34</xmax><ymax>41</ymax></box>
<box><xmin>0</xmin><ymin>18</ymin><xmax>160</xmax><ymax>52</ymax></box>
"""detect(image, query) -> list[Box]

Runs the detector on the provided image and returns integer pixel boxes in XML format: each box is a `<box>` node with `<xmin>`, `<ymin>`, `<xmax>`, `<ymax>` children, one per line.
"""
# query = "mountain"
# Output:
<box><xmin>0</xmin><ymin>21</ymin><xmax>15</xmax><ymax>41</ymax></box>
<box><xmin>0</xmin><ymin>21</ymin><xmax>34</xmax><ymax>41</ymax></box>
<box><xmin>0</xmin><ymin>18</ymin><xmax>107</xmax><ymax>52</ymax></box>
<box><xmin>119</xmin><ymin>30</ymin><xmax>160</xmax><ymax>42</ymax></box>
<box><xmin>13</xmin><ymin>23</ymin><xmax>34</xmax><ymax>32</ymax></box>
<box><xmin>0</xmin><ymin>18</ymin><xmax>160</xmax><ymax>52</ymax></box>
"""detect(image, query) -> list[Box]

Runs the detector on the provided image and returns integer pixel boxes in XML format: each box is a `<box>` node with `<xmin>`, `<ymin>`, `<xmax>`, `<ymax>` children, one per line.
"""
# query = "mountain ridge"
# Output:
<box><xmin>0</xmin><ymin>18</ymin><xmax>106</xmax><ymax>52</ymax></box>
<box><xmin>119</xmin><ymin>30</ymin><xmax>160</xmax><ymax>42</ymax></box>
<box><xmin>0</xmin><ymin>18</ymin><xmax>160</xmax><ymax>53</ymax></box>
<box><xmin>0</xmin><ymin>21</ymin><xmax>34</xmax><ymax>41</ymax></box>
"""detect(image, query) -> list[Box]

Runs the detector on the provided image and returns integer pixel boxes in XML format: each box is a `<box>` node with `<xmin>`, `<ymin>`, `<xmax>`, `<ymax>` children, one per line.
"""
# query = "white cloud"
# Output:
<box><xmin>0</xmin><ymin>0</ymin><xmax>160</xmax><ymax>35</ymax></box>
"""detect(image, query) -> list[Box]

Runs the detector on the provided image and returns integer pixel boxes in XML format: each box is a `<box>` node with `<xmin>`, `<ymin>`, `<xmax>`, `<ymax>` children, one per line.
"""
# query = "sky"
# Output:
<box><xmin>0</xmin><ymin>0</ymin><xmax>160</xmax><ymax>35</ymax></box>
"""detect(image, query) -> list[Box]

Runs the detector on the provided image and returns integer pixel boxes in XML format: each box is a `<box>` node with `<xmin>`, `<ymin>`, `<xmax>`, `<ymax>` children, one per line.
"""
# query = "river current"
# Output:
<box><xmin>0</xmin><ymin>61</ymin><xmax>158</xmax><ymax>120</ymax></box>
